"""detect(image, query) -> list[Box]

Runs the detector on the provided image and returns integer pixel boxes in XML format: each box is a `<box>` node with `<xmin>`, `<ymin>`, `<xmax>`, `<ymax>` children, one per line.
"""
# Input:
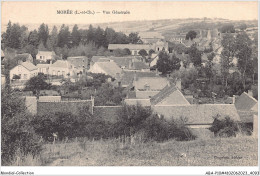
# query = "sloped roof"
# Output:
<box><xmin>153</xmin><ymin>104</ymin><xmax>241</xmax><ymax>124</ymax></box>
<box><xmin>93</xmin><ymin>61</ymin><xmax>122</xmax><ymax>78</ymax></box>
<box><xmin>124</xmin><ymin>99</ymin><xmax>151</xmax><ymax>106</ymax></box>
<box><xmin>135</xmin><ymin>77</ymin><xmax>169</xmax><ymax>91</ymax></box>
<box><xmin>37</xmin><ymin>64</ymin><xmax>51</xmax><ymax>68</ymax></box>
<box><xmin>67</xmin><ymin>56</ymin><xmax>89</xmax><ymax>68</ymax></box>
<box><xmin>14</xmin><ymin>53</ymin><xmax>32</xmax><ymax>61</ymax></box>
<box><xmin>108</xmin><ymin>44</ymin><xmax>154</xmax><ymax>50</ymax></box>
<box><xmin>150</xmin><ymin>84</ymin><xmax>188</xmax><ymax>105</ymax></box>
<box><xmin>131</xmin><ymin>62</ymin><xmax>150</xmax><ymax>70</ymax></box>
<box><xmin>21</xmin><ymin>62</ymin><xmax>37</xmax><ymax>71</ymax></box>
<box><xmin>51</xmin><ymin>60</ymin><xmax>69</xmax><ymax>68</ymax></box>
<box><xmin>108</xmin><ymin>56</ymin><xmax>142</xmax><ymax>68</ymax></box>
<box><xmin>91</xmin><ymin>56</ymin><xmax>105</xmax><ymax>62</ymax></box>
<box><xmin>37</xmin><ymin>51</ymin><xmax>55</xmax><ymax>55</ymax></box>
<box><xmin>235</xmin><ymin>92</ymin><xmax>258</xmax><ymax>111</ymax></box>
<box><xmin>120</xmin><ymin>71</ymin><xmax>157</xmax><ymax>86</ymax></box>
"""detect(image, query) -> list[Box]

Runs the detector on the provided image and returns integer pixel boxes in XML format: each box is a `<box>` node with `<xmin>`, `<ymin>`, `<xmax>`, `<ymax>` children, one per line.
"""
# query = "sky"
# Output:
<box><xmin>1</xmin><ymin>1</ymin><xmax>258</xmax><ymax>26</ymax></box>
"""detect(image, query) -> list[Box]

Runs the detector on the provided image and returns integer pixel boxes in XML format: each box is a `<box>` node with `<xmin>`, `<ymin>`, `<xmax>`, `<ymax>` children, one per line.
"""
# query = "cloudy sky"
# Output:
<box><xmin>1</xmin><ymin>1</ymin><xmax>258</xmax><ymax>25</ymax></box>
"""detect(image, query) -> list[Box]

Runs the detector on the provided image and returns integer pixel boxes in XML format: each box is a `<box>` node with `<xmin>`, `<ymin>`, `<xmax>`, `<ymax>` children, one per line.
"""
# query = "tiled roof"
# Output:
<box><xmin>235</xmin><ymin>92</ymin><xmax>258</xmax><ymax>111</ymax></box>
<box><xmin>51</xmin><ymin>60</ymin><xmax>69</xmax><ymax>68</ymax></box>
<box><xmin>67</xmin><ymin>56</ymin><xmax>89</xmax><ymax>68</ymax></box>
<box><xmin>108</xmin><ymin>56</ymin><xmax>142</xmax><ymax>69</ymax></box>
<box><xmin>134</xmin><ymin>77</ymin><xmax>169</xmax><ymax>91</ymax></box>
<box><xmin>120</xmin><ymin>71</ymin><xmax>157</xmax><ymax>87</ymax></box>
<box><xmin>93</xmin><ymin>61</ymin><xmax>122</xmax><ymax>78</ymax></box>
<box><xmin>153</xmin><ymin>104</ymin><xmax>241</xmax><ymax>124</ymax></box>
<box><xmin>150</xmin><ymin>84</ymin><xmax>177</xmax><ymax>105</ymax></box>
<box><xmin>91</xmin><ymin>56</ymin><xmax>105</xmax><ymax>62</ymax></box>
<box><xmin>108</xmin><ymin>44</ymin><xmax>154</xmax><ymax>50</ymax></box>
<box><xmin>21</xmin><ymin>62</ymin><xmax>37</xmax><ymax>71</ymax></box>
<box><xmin>131</xmin><ymin>62</ymin><xmax>150</xmax><ymax>70</ymax></box>
<box><xmin>38</xmin><ymin>51</ymin><xmax>55</xmax><ymax>55</ymax></box>
<box><xmin>124</xmin><ymin>99</ymin><xmax>151</xmax><ymax>106</ymax></box>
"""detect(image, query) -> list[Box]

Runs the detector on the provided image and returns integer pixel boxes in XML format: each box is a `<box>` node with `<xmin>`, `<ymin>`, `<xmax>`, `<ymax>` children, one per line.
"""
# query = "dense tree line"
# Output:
<box><xmin>1</xmin><ymin>21</ymin><xmax>141</xmax><ymax>59</ymax></box>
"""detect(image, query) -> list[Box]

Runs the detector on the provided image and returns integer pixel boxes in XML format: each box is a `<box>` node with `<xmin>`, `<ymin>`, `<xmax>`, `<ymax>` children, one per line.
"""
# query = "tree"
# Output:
<box><xmin>87</xmin><ymin>25</ymin><xmax>95</xmax><ymax>43</ymax></box>
<box><xmin>220</xmin><ymin>33</ymin><xmax>236</xmax><ymax>88</ymax></box>
<box><xmin>149</xmin><ymin>49</ymin><xmax>155</xmax><ymax>56</ymax></box>
<box><xmin>2</xmin><ymin>22</ymin><xmax>23</xmax><ymax>49</ymax></box>
<box><xmin>24</xmin><ymin>74</ymin><xmax>50</xmax><ymax>96</ymax></box>
<box><xmin>156</xmin><ymin>51</ymin><xmax>181</xmax><ymax>75</ymax></box>
<box><xmin>138</xmin><ymin>49</ymin><xmax>148</xmax><ymax>57</ymax></box>
<box><xmin>49</xmin><ymin>26</ymin><xmax>58</xmax><ymax>50</ymax></box>
<box><xmin>1</xmin><ymin>88</ymin><xmax>41</xmax><ymax>165</ymax></box>
<box><xmin>94</xmin><ymin>27</ymin><xmax>106</xmax><ymax>48</ymax></box>
<box><xmin>236</xmin><ymin>32</ymin><xmax>252</xmax><ymax>89</ymax></box>
<box><xmin>38</xmin><ymin>23</ymin><xmax>49</xmax><ymax>47</ymax></box>
<box><xmin>71</xmin><ymin>24</ymin><xmax>81</xmax><ymax>47</ymax></box>
<box><xmin>238</xmin><ymin>23</ymin><xmax>247</xmax><ymax>31</ymax></box>
<box><xmin>187</xmin><ymin>44</ymin><xmax>202</xmax><ymax>67</ymax></box>
<box><xmin>57</xmin><ymin>24</ymin><xmax>70</xmax><ymax>48</ymax></box>
<box><xmin>123</xmin><ymin>48</ymin><xmax>131</xmax><ymax>55</ymax></box>
<box><xmin>28</xmin><ymin>30</ymin><xmax>39</xmax><ymax>47</ymax></box>
<box><xmin>128</xmin><ymin>32</ymin><xmax>140</xmax><ymax>44</ymax></box>
<box><xmin>220</xmin><ymin>24</ymin><xmax>235</xmax><ymax>33</ymax></box>
<box><xmin>185</xmin><ymin>30</ymin><xmax>197</xmax><ymax>40</ymax></box>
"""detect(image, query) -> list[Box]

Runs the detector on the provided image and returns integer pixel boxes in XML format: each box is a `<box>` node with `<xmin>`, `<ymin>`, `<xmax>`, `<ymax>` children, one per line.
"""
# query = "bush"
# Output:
<box><xmin>1</xmin><ymin>88</ymin><xmax>41</xmax><ymax>165</ymax></box>
<box><xmin>112</xmin><ymin>105</ymin><xmax>195</xmax><ymax>142</ymax></box>
<box><xmin>209</xmin><ymin>115</ymin><xmax>239</xmax><ymax>137</ymax></box>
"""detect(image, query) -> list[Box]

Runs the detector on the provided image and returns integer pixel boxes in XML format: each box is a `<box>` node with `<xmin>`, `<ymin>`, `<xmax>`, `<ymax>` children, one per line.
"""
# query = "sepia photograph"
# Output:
<box><xmin>0</xmin><ymin>1</ymin><xmax>259</xmax><ymax>175</ymax></box>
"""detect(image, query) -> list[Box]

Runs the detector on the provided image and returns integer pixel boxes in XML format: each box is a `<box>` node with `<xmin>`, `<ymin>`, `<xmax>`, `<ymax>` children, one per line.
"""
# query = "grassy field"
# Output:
<box><xmin>15</xmin><ymin>136</ymin><xmax>258</xmax><ymax>166</ymax></box>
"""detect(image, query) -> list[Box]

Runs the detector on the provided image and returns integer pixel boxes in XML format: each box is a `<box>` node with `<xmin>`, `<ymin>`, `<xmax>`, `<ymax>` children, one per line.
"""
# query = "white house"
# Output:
<box><xmin>49</xmin><ymin>60</ymin><xmax>72</xmax><ymax>78</ymax></box>
<box><xmin>37</xmin><ymin>64</ymin><xmax>51</xmax><ymax>75</ymax></box>
<box><xmin>89</xmin><ymin>60</ymin><xmax>122</xmax><ymax>78</ymax></box>
<box><xmin>36</xmin><ymin>51</ymin><xmax>56</xmax><ymax>62</ymax></box>
<box><xmin>10</xmin><ymin>62</ymin><xmax>38</xmax><ymax>81</ymax></box>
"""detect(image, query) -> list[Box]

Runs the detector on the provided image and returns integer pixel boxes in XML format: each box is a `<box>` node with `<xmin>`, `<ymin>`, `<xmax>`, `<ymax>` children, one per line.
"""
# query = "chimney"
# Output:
<box><xmin>50</xmin><ymin>60</ymin><xmax>53</xmax><ymax>65</ymax></box>
<box><xmin>232</xmin><ymin>95</ymin><xmax>236</xmax><ymax>104</ymax></box>
<box><xmin>175</xmin><ymin>78</ymin><xmax>181</xmax><ymax>90</ymax></box>
<box><xmin>248</xmin><ymin>90</ymin><xmax>253</xmax><ymax>97</ymax></box>
<box><xmin>60</xmin><ymin>54</ymin><xmax>63</xmax><ymax>60</ymax></box>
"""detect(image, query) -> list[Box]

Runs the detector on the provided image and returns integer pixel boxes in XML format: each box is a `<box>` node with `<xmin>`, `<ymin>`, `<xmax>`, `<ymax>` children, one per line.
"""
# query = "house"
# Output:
<box><xmin>49</xmin><ymin>60</ymin><xmax>72</xmax><ymax>78</ymax></box>
<box><xmin>108</xmin><ymin>41</ymin><xmax>169</xmax><ymax>56</ymax></box>
<box><xmin>14</xmin><ymin>53</ymin><xmax>34</xmax><ymax>63</ymax></box>
<box><xmin>235</xmin><ymin>92</ymin><xmax>258</xmax><ymax>124</ymax></box>
<box><xmin>134</xmin><ymin>77</ymin><xmax>169</xmax><ymax>91</ymax></box>
<box><xmin>37</xmin><ymin>64</ymin><xmax>51</xmax><ymax>75</ymax></box>
<box><xmin>115</xmin><ymin>70</ymin><xmax>158</xmax><ymax>88</ymax></box>
<box><xmin>108</xmin><ymin>44</ymin><xmax>154</xmax><ymax>56</ymax></box>
<box><xmin>133</xmin><ymin>77</ymin><xmax>169</xmax><ymax>98</ymax></box>
<box><xmin>10</xmin><ymin>62</ymin><xmax>38</xmax><ymax>80</ymax></box>
<box><xmin>139</xmin><ymin>31</ymin><xmax>165</xmax><ymax>44</ymax></box>
<box><xmin>67</xmin><ymin>56</ymin><xmax>89</xmax><ymax>73</ymax></box>
<box><xmin>88</xmin><ymin>60</ymin><xmax>122</xmax><ymax>78</ymax></box>
<box><xmin>36</xmin><ymin>51</ymin><xmax>56</xmax><ymax>62</ymax></box>
<box><xmin>150</xmin><ymin>84</ymin><xmax>190</xmax><ymax>105</ymax></box>
<box><xmin>153</xmin><ymin>104</ymin><xmax>241</xmax><ymax>138</ymax></box>
<box><xmin>124</xmin><ymin>99</ymin><xmax>151</xmax><ymax>106</ymax></box>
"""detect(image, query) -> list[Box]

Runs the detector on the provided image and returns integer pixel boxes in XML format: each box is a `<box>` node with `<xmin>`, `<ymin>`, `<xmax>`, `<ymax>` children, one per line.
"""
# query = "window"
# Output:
<box><xmin>40</xmin><ymin>56</ymin><xmax>42</xmax><ymax>59</ymax></box>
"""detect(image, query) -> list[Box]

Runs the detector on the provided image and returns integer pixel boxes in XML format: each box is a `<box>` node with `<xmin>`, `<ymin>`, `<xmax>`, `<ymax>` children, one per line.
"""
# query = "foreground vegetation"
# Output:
<box><xmin>12</xmin><ymin>136</ymin><xmax>258</xmax><ymax>166</ymax></box>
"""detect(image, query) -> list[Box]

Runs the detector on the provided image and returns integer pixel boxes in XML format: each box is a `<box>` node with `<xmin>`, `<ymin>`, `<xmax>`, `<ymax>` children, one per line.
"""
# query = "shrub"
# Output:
<box><xmin>1</xmin><ymin>88</ymin><xmax>41</xmax><ymax>165</ymax></box>
<box><xmin>209</xmin><ymin>115</ymin><xmax>239</xmax><ymax>137</ymax></box>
